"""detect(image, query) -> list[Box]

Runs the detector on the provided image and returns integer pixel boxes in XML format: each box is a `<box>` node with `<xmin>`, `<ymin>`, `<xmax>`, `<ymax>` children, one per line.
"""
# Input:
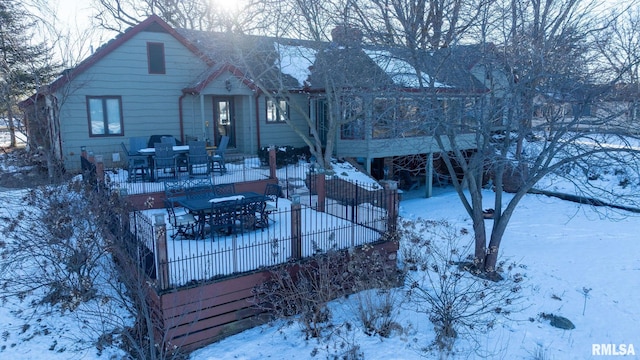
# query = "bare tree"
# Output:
<box><xmin>350</xmin><ymin>0</ymin><xmax>486</xmax><ymax>49</ymax></box>
<box><xmin>91</xmin><ymin>0</ymin><xmax>262</xmax><ymax>33</ymax></box>
<box><xmin>593</xmin><ymin>4</ymin><xmax>640</xmax><ymax>84</ymax></box>
<box><xmin>429</xmin><ymin>0</ymin><xmax>640</xmax><ymax>277</ymax></box>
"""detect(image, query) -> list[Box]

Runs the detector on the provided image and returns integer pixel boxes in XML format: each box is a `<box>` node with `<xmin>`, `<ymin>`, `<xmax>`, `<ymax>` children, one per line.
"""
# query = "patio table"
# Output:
<box><xmin>178</xmin><ymin>192</ymin><xmax>269</xmax><ymax>238</ymax></box>
<box><xmin>138</xmin><ymin>145</ymin><xmax>190</xmax><ymax>181</ymax></box>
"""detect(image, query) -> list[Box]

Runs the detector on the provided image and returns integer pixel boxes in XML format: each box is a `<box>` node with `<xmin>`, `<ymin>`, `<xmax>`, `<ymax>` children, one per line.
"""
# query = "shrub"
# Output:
<box><xmin>399</xmin><ymin>219</ymin><xmax>524</xmax><ymax>357</ymax></box>
<box><xmin>258</xmin><ymin>145</ymin><xmax>311</xmax><ymax>167</ymax></box>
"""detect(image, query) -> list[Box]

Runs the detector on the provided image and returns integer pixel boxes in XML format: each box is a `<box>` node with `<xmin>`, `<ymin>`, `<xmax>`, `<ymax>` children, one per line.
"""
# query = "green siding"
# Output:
<box><xmin>57</xmin><ymin>30</ymin><xmax>209</xmax><ymax>170</ymax></box>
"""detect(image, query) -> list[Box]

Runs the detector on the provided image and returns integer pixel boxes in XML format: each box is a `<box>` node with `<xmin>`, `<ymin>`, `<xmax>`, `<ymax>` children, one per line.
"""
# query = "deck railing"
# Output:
<box><xmin>128</xmin><ymin>178</ymin><xmax>397</xmax><ymax>290</ymax></box>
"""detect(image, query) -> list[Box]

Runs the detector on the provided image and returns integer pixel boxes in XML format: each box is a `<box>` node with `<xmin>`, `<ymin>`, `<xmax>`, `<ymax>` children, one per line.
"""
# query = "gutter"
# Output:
<box><xmin>255</xmin><ymin>89</ymin><xmax>263</xmax><ymax>149</ymax></box>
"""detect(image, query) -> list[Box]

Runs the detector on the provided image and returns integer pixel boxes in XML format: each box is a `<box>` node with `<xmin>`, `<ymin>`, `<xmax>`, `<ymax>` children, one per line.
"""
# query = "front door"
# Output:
<box><xmin>213</xmin><ymin>97</ymin><xmax>235</xmax><ymax>148</ymax></box>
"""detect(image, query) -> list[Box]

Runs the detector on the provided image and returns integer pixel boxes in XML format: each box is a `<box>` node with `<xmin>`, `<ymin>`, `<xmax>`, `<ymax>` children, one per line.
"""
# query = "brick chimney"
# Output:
<box><xmin>331</xmin><ymin>25</ymin><xmax>363</xmax><ymax>46</ymax></box>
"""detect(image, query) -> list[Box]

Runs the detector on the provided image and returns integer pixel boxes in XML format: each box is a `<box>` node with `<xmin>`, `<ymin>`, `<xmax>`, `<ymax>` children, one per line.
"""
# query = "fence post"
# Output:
<box><xmin>94</xmin><ymin>154</ymin><xmax>105</xmax><ymax>184</ymax></box>
<box><xmin>290</xmin><ymin>195</ymin><xmax>302</xmax><ymax>259</ymax></box>
<box><xmin>154</xmin><ymin>214</ymin><xmax>170</xmax><ymax>290</ymax></box>
<box><xmin>380</xmin><ymin>180</ymin><xmax>399</xmax><ymax>232</ymax></box>
<box><xmin>315</xmin><ymin>171</ymin><xmax>325</xmax><ymax>212</ymax></box>
<box><xmin>269</xmin><ymin>146</ymin><xmax>277</xmax><ymax>179</ymax></box>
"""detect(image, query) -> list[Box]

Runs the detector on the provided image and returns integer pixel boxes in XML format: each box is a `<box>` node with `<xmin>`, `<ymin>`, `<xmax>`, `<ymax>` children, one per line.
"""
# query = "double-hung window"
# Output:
<box><xmin>266</xmin><ymin>98</ymin><xmax>288</xmax><ymax>123</ymax></box>
<box><xmin>87</xmin><ymin>96</ymin><xmax>124</xmax><ymax>136</ymax></box>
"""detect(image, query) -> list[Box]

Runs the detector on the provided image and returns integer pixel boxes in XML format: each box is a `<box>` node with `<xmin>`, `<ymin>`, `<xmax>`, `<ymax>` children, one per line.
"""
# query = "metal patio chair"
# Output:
<box><xmin>212</xmin><ymin>183</ymin><xmax>236</xmax><ymax>196</ymax></box>
<box><xmin>164</xmin><ymin>199</ymin><xmax>197</xmax><ymax>239</ymax></box>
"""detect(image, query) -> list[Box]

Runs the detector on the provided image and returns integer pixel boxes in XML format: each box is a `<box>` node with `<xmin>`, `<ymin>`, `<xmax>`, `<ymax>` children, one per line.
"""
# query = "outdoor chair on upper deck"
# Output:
<box><xmin>121</xmin><ymin>139</ymin><xmax>150</xmax><ymax>182</ymax></box>
<box><xmin>147</xmin><ymin>135</ymin><xmax>182</xmax><ymax>148</ymax></box>
<box><xmin>187</xmin><ymin>141</ymin><xmax>211</xmax><ymax>176</ymax></box>
<box><xmin>153</xmin><ymin>143</ymin><xmax>178</xmax><ymax>180</ymax></box>
<box><xmin>211</xmin><ymin>135</ymin><xmax>229</xmax><ymax>174</ymax></box>
<box><xmin>162</xmin><ymin>136</ymin><xmax>188</xmax><ymax>172</ymax></box>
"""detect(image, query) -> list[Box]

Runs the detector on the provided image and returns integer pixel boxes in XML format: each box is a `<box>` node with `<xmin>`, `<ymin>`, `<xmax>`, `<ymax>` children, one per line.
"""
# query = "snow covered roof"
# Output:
<box><xmin>275</xmin><ymin>43</ymin><xmax>317</xmax><ymax>87</ymax></box>
<box><xmin>364</xmin><ymin>49</ymin><xmax>451</xmax><ymax>88</ymax></box>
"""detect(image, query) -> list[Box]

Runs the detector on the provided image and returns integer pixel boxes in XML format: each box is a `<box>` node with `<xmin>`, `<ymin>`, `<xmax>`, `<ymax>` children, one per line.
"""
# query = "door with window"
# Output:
<box><xmin>213</xmin><ymin>97</ymin><xmax>235</xmax><ymax>148</ymax></box>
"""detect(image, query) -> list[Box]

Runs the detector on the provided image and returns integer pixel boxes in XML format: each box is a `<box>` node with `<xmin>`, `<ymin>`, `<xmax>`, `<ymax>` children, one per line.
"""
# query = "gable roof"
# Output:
<box><xmin>177</xmin><ymin>27</ymin><xmax>487</xmax><ymax>94</ymax></box>
<box><xmin>20</xmin><ymin>15</ymin><xmax>214</xmax><ymax>107</ymax></box>
<box><xmin>21</xmin><ymin>16</ymin><xmax>489</xmax><ymax>108</ymax></box>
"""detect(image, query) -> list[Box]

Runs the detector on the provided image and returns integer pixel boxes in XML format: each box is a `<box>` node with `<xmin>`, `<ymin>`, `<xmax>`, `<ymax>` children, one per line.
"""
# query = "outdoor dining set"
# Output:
<box><xmin>162</xmin><ymin>177</ymin><xmax>282</xmax><ymax>240</ymax></box>
<box><xmin>120</xmin><ymin>135</ymin><xmax>229</xmax><ymax>182</ymax></box>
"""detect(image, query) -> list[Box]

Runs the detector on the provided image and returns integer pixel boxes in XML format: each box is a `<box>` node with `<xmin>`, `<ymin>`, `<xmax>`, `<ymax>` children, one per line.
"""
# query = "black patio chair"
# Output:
<box><xmin>212</xmin><ymin>183</ymin><xmax>236</xmax><ymax>196</ymax></box>
<box><xmin>209</xmin><ymin>199</ymin><xmax>242</xmax><ymax>236</ymax></box>
<box><xmin>164</xmin><ymin>199</ymin><xmax>197</xmax><ymax>239</ymax></box>
<box><xmin>184</xmin><ymin>177</ymin><xmax>214</xmax><ymax>199</ymax></box>
<box><xmin>261</xmin><ymin>183</ymin><xmax>282</xmax><ymax>225</ymax></box>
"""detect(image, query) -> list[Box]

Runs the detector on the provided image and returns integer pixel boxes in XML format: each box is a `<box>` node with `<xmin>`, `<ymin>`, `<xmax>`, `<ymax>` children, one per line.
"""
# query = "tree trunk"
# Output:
<box><xmin>5</xmin><ymin>90</ymin><xmax>17</xmax><ymax>147</ymax></box>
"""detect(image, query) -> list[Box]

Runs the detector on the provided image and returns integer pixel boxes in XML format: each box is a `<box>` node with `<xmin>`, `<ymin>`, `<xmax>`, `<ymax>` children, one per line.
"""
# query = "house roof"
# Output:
<box><xmin>21</xmin><ymin>15</ymin><xmax>489</xmax><ymax>107</ymax></box>
<box><xmin>177</xmin><ymin>27</ymin><xmax>488</xmax><ymax>94</ymax></box>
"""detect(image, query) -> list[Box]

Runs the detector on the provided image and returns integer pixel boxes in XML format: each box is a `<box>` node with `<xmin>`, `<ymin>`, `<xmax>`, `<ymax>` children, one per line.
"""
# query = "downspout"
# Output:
<box><xmin>200</xmin><ymin>93</ymin><xmax>206</xmax><ymax>142</ymax></box>
<box><xmin>255</xmin><ymin>90</ymin><xmax>262</xmax><ymax>149</ymax></box>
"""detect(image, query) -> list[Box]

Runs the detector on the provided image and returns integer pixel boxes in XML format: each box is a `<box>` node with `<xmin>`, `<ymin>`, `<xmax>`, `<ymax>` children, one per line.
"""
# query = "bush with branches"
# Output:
<box><xmin>0</xmin><ymin>179</ymin><xmax>178</xmax><ymax>359</ymax></box>
<box><xmin>399</xmin><ymin>219</ymin><xmax>525</xmax><ymax>357</ymax></box>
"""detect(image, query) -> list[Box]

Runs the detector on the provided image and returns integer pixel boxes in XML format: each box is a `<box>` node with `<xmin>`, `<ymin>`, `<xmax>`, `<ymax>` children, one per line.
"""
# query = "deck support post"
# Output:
<box><xmin>425</xmin><ymin>152</ymin><xmax>433</xmax><ymax>198</ymax></box>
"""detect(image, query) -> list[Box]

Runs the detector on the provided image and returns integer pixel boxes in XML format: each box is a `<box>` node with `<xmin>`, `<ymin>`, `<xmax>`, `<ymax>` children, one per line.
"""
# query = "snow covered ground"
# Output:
<box><xmin>190</xmin><ymin>190</ymin><xmax>640</xmax><ymax>359</ymax></box>
<box><xmin>1</xmin><ymin>130</ymin><xmax>639</xmax><ymax>359</ymax></box>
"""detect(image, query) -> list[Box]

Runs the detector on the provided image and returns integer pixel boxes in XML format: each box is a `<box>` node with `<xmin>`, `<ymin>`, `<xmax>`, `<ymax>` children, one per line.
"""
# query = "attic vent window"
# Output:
<box><xmin>147</xmin><ymin>42</ymin><xmax>165</xmax><ymax>74</ymax></box>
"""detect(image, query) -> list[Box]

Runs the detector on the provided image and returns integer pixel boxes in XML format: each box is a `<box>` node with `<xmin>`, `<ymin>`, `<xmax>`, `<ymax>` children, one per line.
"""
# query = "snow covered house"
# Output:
<box><xmin>20</xmin><ymin>15</ymin><xmax>492</xmax><ymax>190</ymax></box>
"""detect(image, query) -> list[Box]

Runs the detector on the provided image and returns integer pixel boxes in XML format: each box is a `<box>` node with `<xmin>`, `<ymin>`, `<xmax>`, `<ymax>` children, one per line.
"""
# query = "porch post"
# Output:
<box><xmin>94</xmin><ymin>154</ymin><xmax>105</xmax><ymax>185</ymax></box>
<box><xmin>269</xmin><ymin>146</ymin><xmax>277</xmax><ymax>179</ymax></box>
